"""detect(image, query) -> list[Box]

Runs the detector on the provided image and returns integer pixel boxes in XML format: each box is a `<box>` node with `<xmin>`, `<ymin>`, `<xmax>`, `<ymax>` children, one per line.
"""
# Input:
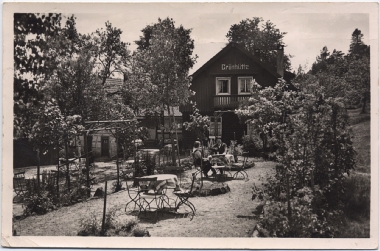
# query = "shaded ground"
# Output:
<box><xmin>351</xmin><ymin>119</ymin><xmax>370</xmax><ymax>173</ymax></box>
<box><xmin>13</xmin><ymin>160</ymin><xmax>276</xmax><ymax>237</ymax></box>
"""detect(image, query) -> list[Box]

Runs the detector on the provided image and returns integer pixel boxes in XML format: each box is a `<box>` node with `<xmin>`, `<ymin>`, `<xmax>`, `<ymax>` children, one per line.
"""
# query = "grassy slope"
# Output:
<box><xmin>338</xmin><ymin>108</ymin><xmax>371</xmax><ymax>237</ymax></box>
<box><xmin>350</xmin><ymin>119</ymin><xmax>371</xmax><ymax>173</ymax></box>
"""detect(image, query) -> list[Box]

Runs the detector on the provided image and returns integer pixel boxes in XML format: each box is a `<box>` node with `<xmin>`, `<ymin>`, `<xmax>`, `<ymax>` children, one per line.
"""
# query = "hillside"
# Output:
<box><xmin>348</xmin><ymin>108</ymin><xmax>371</xmax><ymax>173</ymax></box>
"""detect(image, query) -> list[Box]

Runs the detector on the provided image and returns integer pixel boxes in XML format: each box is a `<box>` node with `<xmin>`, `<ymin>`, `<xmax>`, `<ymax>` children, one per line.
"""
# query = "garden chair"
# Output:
<box><xmin>159</xmin><ymin>166</ymin><xmax>184</xmax><ymax>185</ymax></box>
<box><xmin>231</xmin><ymin>152</ymin><xmax>249</xmax><ymax>180</ymax></box>
<box><xmin>125</xmin><ymin>180</ymin><xmax>143</xmax><ymax>214</ymax></box>
<box><xmin>13</xmin><ymin>172</ymin><xmax>27</xmax><ymax>197</ymax></box>
<box><xmin>174</xmin><ymin>174</ymin><xmax>196</xmax><ymax>220</ymax></box>
<box><xmin>125</xmin><ymin>177</ymin><xmax>170</xmax><ymax>217</ymax></box>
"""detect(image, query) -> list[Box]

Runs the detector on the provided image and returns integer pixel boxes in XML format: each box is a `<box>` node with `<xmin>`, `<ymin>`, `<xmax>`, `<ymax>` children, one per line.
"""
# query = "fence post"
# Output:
<box><xmin>65</xmin><ymin>139</ymin><xmax>70</xmax><ymax>192</ymax></box>
<box><xmin>101</xmin><ymin>180</ymin><xmax>108</xmax><ymax>236</ymax></box>
<box><xmin>56</xmin><ymin>167</ymin><xmax>59</xmax><ymax>197</ymax></box>
<box><xmin>84</xmin><ymin>132</ymin><xmax>90</xmax><ymax>197</ymax></box>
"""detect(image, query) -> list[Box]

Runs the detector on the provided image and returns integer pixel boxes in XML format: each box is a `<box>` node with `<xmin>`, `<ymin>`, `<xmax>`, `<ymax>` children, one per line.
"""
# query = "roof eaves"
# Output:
<box><xmin>191</xmin><ymin>42</ymin><xmax>234</xmax><ymax>79</ymax></box>
<box><xmin>191</xmin><ymin>42</ymin><xmax>281</xmax><ymax>80</ymax></box>
<box><xmin>234</xmin><ymin>43</ymin><xmax>281</xmax><ymax>79</ymax></box>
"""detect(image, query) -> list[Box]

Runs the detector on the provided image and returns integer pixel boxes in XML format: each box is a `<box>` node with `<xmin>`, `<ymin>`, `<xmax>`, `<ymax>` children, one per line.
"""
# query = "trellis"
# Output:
<box><xmin>83</xmin><ymin>119</ymin><xmax>137</xmax><ymax>194</ymax></box>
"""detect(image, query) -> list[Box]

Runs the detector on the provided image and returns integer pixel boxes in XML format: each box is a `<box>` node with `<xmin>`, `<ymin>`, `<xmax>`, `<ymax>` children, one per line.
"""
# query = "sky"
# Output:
<box><xmin>72</xmin><ymin>3</ymin><xmax>370</xmax><ymax>74</ymax></box>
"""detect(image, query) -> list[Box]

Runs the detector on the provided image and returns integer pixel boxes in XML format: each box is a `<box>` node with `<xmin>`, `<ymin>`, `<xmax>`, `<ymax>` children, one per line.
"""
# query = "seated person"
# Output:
<box><xmin>211</xmin><ymin>139</ymin><xmax>227</xmax><ymax>155</ymax></box>
<box><xmin>193</xmin><ymin>141</ymin><xmax>216</xmax><ymax>178</ymax></box>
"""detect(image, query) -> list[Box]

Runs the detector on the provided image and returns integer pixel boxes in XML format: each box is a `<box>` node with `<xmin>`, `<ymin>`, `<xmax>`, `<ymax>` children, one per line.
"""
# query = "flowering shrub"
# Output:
<box><xmin>257</xmin><ymin>187</ymin><xmax>341</xmax><ymax>237</ymax></box>
<box><xmin>23</xmin><ymin>192</ymin><xmax>55</xmax><ymax>216</ymax></box>
<box><xmin>240</xmin><ymin>79</ymin><xmax>355</xmax><ymax>237</ymax></box>
<box><xmin>183</xmin><ymin>102</ymin><xmax>210</xmax><ymax>144</ymax></box>
<box><xmin>242</xmin><ymin>134</ymin><xmax>263</xmax><ymax>152</ymax></box>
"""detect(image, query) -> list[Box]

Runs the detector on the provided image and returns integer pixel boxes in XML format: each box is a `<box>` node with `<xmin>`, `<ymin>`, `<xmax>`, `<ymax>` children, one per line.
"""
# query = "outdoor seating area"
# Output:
<box><xmin>119</xmin><ymin>150</ymin><xmax>254</xmax><ymax>221</ymax></box>
<box><xmin>125</xmin><ymin>172</ymin><xmax>197</xmax><ymax>221</ymax></box>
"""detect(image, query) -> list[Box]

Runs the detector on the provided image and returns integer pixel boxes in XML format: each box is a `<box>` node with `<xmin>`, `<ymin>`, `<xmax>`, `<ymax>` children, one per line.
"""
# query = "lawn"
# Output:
<box><xmin>13</xmin><ymin>159</ymin><xmax>276</xmax><ymax>237</ymax></box>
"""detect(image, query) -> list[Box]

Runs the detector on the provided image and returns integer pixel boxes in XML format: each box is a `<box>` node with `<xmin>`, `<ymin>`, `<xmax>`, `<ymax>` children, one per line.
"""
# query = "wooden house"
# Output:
<box><xmin>180</xmin><ymin>42</ymin><xmax>294</xmax><ymax>149</ymax></box>
<box><xmin>90</xmin><ymin>79</ymin><xmax>183</xmax><ymax>159</ymax></box>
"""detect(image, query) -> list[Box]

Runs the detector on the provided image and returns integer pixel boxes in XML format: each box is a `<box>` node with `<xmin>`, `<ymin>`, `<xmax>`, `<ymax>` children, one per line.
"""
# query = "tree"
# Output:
<box><xmin>134</xmin><ymin>17</ymin><xmax>197</xmax><ymax>164</ymax></box>
<box><xmin>344</xmin><ymin>54</ymin><xmax>370</xmax><ymax>113</ymax></box>
<box><xmin>308</xmin><ymin>30</ymin><xmax>370</xmax><ymax>112</ymax></box>
<box><xmin>237</xmin><ymin>79</ymin><xmax>355</xmax><ymax>237</ymax></box>
<box><xmin>311</xmin><ymin>46</ymin><xmax>330</xmax><ymax>74</ymax></box>
<box><xmin>14</xmin><ymin>13</ymin><xmax>63</xmax><ymax>137</ymax></box>
<box><xmin>183</xmin><ymin>103</ymin><xmax>210</xmax><ymax>144</ymax></box>
<box><xmin>349</xmin><ymin>28</ymin><xmax>369</xmax><ymax>56</ymax></box>
<box><xmin>14</xmin><ymin>14</ymin><xmax>98</xmax><ymax>190</ymax></box>
<box><xmin>92</xmin><ymin>21</ymin><xmax>131</xmax><ymax>86</ymax></box>
<box><xmin>44</xmin><ymin>51</ymin><xmax>105</xmax><ymax>121</ymax></box>
<box><xmin>121</xmin><ymin>55</ymin><xmax>161</xmax><ymax>115</ymax></box>
<box><xmin>26</xmin><ymin>101</ymin><xmax>83</xmax><ymax>191</ymax></box>
<box><xmin>226</xmin><ymin>17</ymin><xmax>292</xmax><ymax>71</ymax></box>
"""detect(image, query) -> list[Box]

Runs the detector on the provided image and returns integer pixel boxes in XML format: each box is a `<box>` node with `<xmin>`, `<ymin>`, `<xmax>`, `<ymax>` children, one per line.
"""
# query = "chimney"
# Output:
<box><xmin>276</xmin><ymin>44</ymin><xmax>284</xmax><ymax>77</ymax></box>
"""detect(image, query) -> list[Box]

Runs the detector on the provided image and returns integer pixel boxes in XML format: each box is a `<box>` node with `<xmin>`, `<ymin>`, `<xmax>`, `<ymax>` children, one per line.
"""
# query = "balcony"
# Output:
<box><xmin>213</xmin><ymin>94</ymin><xmax>251</xmax><ymax>110</ymax></box>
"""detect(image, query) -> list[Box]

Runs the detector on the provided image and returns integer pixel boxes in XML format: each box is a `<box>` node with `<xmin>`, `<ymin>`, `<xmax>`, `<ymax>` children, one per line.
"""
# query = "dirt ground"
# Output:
<box><xmin>13</xmin><ymin>159</ymin><xmax>276</xmax><ymax>237</ymax></box>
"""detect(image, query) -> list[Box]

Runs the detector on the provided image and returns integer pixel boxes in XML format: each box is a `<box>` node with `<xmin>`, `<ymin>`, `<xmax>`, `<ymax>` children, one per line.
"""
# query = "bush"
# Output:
<box><xmin>77</xmin><ymin>208</ymin><xmax>117</xmax><ymax>236</ymax></box>
<box><xmin>115</xmin><ymin>218</ymin><xmax>139</xmax><ymax>234</ymax></box>
<box><xmin>131</xmin><ymin>225</ymin><xmax>150</xmax><ymax>237</ymax></box>
<box><xmin>242</xmin><ymin>134</ymin><xmax>263</xmax><ymax>152</ymax></box>
<box><xmin>257</xmin><ymin>187</ymin><xmax>341</xmax><ymax>237</ymax></box>
<box><xmin>77</xmin><ymin>207</ymin><xmax>147</xmax><ymax>237</ymax></box>
<box><xmin>23</xmin><ymin>192</ymin><xmax>55</xmax><ymax>216</ymax></box>
<box><xmin>77</xmin><ymin>212</ymin><xmax>100</xmax><ymax>236</ymax></box>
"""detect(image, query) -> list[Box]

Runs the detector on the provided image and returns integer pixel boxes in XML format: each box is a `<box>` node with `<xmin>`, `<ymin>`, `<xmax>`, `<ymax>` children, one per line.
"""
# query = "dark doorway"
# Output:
<box><xmin>101</xmin><ymin>136</ymin><xmax>109</xmax><ymax>157</ymax></box>
<box><xmin>222</xmin><ymin>112</ymin><xmax>247</xmax><ymax>144</ymax></box>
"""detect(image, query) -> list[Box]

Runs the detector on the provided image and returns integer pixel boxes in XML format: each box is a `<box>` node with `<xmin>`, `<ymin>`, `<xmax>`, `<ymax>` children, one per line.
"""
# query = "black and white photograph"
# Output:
<box><xmin>2</xmin><ymin>2</ymin><xmax>379</xmax><ymax>249</ymax></box>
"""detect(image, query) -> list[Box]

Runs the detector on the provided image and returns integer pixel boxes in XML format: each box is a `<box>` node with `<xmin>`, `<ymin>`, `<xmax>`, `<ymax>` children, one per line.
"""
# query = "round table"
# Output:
<box><xmin>140</xmin><ymin>174</ymin><xmax>179</xmax><ymax>192</ymax></box>
<box><xmin>210</xmin><ymin>154</ymin><xmax>234</xmax><ymax>166</ymax></box>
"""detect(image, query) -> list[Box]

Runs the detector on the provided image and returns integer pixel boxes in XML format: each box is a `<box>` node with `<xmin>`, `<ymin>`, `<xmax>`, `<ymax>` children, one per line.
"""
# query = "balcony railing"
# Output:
<box><xmin>213</xmin><ymin>94</ymin><xmax>251</xmax><ymax>109</ymax></box>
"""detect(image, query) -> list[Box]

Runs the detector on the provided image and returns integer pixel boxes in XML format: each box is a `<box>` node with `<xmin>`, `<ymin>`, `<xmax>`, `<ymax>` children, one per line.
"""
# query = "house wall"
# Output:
<box><xmin>182</xmin><ymin>44</ymin><xmax>279</xmax><ymax>148</ymax></box>
<box><xmin>186</xmin><ymin>46</ymin><xmax>278</xmax><ymax>113</ymax></box>
<box><xmin>90</xmin><ymin>131</ymin><xmax>117</xmax><ymax>158</ymax></box>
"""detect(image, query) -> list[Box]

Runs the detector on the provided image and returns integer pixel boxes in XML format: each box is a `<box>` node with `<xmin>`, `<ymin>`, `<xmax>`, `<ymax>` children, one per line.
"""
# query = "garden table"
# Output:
<box><xmin>210</xmin><ymin>154</ymin><xmax>234</xmax><ymax>166</ymax></box>
<box><xmin>140</xmin><ymin>174</ymin><xmax>179</xmax><ymax>193</ymax></box>
<box><xmin>210</xmin><ymin>154</ymin><xmax>234</xmax><ymax>178</ymax></box>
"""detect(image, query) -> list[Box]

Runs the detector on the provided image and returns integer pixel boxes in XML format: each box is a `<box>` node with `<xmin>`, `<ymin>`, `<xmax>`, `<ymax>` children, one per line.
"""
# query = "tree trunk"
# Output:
<box><xmin>101</xmin><ymin>180</ymin><xmax>108</xmax><ymax>236</ymax></box>
<box><xmin>172</xmin><ymin>107</ymin><xmax>181</xmax><ymax>167</ymax></box>
<box><xmin>161</xmin><ymin>109</ymin><xmax>165</xmax><ymax>149</ymax></box>
<box><xmin>167</xmin><ymin>106</ymin><xmax>177</xmax><ymax>166</ymax></box>
<box><xmin>84</xmin><ymin>132</ymin><xmax>91</xmax><ymax>197</ymax></box>
<box><xmin>65</xmin><ymin>139</ymin><xmax>70</xmax><ymax>192</ymax></box>
<box><xmin>56</xmin><ymin>143</ymin><xmax>60</xmax><ymax>197</ymax></box>
<box><xmin>36</xmin><ymin>148</ymin><xmax>41</xmax><ymax>194</ymax></box>
<box><xmin>116</xmin><ymin>137</ymin><xmax>121</xmax><ymax>191</ymax></box>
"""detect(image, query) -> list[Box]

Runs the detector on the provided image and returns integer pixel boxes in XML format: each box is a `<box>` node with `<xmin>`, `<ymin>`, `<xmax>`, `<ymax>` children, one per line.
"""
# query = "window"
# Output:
<box><xmin>216</xmin><ymin>77</ymin><xmax>231</xmax><ymax>95</ymax></box>
<box><xmin>238</xmin><ymin>77</ymin><xmax>253</xmax><ymax>94</ymax></box>
<box><xmin>209</xmin><ymin>116</ymin><xmax>222</xmax><ymax>137</ymax></box>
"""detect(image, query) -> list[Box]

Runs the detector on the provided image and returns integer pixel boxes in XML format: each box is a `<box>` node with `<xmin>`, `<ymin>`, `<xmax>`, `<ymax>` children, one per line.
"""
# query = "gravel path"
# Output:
<box><xmin>13</xmin><ymin>160</ymin><xmax>276</xmax><ymax>237</ymax></box>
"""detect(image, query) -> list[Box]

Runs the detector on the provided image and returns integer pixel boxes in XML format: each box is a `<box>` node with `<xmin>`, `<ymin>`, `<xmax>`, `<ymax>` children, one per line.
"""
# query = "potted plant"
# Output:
<box><xmin>229</xmin><ymin>140</ymin><xmax>244</xmax><ymax>163</ymax></box>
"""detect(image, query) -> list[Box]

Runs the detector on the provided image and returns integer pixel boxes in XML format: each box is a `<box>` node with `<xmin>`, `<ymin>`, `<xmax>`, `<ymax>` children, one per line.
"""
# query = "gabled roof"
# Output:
<box><xmin>191</xmin><ymin>42</ymin><xmax>281</xmax><ymax>79</ymax></box>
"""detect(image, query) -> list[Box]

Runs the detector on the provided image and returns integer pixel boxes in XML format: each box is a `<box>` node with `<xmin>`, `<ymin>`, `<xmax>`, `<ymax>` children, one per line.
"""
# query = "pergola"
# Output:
<box><xmin>83</xmin><ymin>119</ymin><xmax>137</xmax><ymax>193</ymax></box>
